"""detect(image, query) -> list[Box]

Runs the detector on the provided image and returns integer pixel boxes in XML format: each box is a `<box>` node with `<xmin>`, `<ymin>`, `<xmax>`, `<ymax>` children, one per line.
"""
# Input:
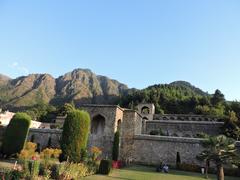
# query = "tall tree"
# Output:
<box><xmin>211</xmin><ymin>89</ymin><xmax>225</xmax><ymax>106</ymax></box>
<box><xmin>197</xmin><ymin>135</ymin><xmax>237</xmax><ymax>180</ymax></box>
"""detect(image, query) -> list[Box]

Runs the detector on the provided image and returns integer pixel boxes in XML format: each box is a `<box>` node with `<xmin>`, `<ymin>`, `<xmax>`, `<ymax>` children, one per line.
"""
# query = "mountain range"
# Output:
<box><xmin>0</xmin><ymin>68</ymin><xmax>210</xmax><ymax>110</ymax></box>
<box><xmin>0</xmin><ymin>69</ymin><xmax>128</xmax><ymax>110</ymax></box>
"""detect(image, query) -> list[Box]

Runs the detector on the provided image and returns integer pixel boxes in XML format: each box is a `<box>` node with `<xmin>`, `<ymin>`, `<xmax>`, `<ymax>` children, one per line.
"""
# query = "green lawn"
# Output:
<box><xmin>85</xmin><ymin>166</ymin><xmax>239</xmax><ymax>180</ymax></box>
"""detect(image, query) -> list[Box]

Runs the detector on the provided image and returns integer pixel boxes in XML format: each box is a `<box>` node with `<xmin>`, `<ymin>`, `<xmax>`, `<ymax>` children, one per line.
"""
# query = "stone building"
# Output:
<box><xmin>1</xmin><ymin>103</ymin><xmax>239</xmax><ymax>167</ymax></box>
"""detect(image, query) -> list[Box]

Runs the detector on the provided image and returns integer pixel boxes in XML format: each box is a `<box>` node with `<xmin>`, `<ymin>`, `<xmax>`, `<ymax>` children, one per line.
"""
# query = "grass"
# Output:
<box><xmin>84</xmin><ymin>165</ymin><xmax>239</xmax><ymax>180</ymax></box>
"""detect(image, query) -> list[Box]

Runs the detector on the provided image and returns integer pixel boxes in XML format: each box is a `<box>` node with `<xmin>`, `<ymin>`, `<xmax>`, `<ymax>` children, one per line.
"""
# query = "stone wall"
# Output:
<box><xmin>145</xmin><ymin>120</ymin><xmax>224</xmax><ymax>137</ymax></box>
<box><xmin>0</xmin><ymin>127</ymin><xmax>62</xmax><ymax>150</ymax></box>
<box><xmin>28</xmin><ymin>129</ymin><xmax>62</xmax><ymax>150</ymax></box>
<box><xmin>120</xmin><ymin>110</ymin><xmax>142</xmax><ymax>162</ymax></box>
<box><xmin>81</xmin><ymin>105</ymin><xmax>124</xmax><ymax>158</ymax></box>
<box><xmin>133</xmin><ymin>135</ymin><xmax>240</xmax><ymax>166</ymax></box>
<box><xmin>153</xmin><ymin>114</ymin><xmax>219</xmax><ymax>121</ymax></box>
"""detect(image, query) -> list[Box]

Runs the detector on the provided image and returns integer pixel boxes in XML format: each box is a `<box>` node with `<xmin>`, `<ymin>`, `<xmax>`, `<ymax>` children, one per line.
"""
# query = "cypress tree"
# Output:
<box><xmin>60</xmin><ymin>109</ymin><xmax>90</xmax><ymax>162</ymax></box>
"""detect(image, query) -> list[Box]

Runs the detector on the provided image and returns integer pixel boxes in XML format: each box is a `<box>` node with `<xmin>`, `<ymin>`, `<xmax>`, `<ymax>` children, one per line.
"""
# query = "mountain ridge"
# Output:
<box><xmin>0</xmin><ymin>69</ymin><xmax>128</xmax><ymax>109</ymax></box>
<box><xmin>0</xmin><ymin>69</ymin><xmax>213</xmax><ymax>110</ymax></box>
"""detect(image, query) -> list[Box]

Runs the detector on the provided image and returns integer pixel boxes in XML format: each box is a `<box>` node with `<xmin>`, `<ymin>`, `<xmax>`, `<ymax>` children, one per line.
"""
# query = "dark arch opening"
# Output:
<box><xmin>30</xmin><ymin>135</ymin><xmax>35</xmax><ymax>142</ymax></box>
<box><xmin>141</xmin><ymin>106</ymin><xmax>150</xmax><ymax>114</ymax></box>
<box><xmin>117</xmin><ymin>119</ymin><xmax>121</xmax><ymax>132</ymax></box>
<box><xmin>91</xmin><ymin>114</ymin><xmax>105</xmax><ymax>135</ymax></box>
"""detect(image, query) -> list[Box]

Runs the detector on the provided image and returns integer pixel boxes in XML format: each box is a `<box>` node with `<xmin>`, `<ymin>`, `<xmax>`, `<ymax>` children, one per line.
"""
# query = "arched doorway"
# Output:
<box><xmin>141</xmin><ymin>106</ymin><xmax>150</xmax><ymax>114</ymax></box>
<box><xmin>91</xmin><ymin>114</ymin><xmax>105</xmax><ymax>135</ymax></box>
<box><xmin>117</xmin><ymin>119</ymin><xmax>121</xmax><ymax>132</ymax></box>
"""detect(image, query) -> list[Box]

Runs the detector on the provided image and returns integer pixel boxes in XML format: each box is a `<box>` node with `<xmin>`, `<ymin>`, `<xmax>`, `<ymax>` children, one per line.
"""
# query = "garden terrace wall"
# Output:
<box><xmin>0</xmin><ymin>127</ymin><xmax>62</xmax><ymax>150</ymax></box>
<box><xmin>133</xmin><ymin>135</ymin><xmax>240</xmax><ymax>166</ymax></box>
<box><xmin>145</xmin><ymin>120</ymin><xmax>224</xmax><ymax>137</ymax></box>
<box><xmin>153</xmin><ymin>114</ymin><xmax>219</xmax><ymax>121</ymax></box>
<box><xmin>27</xmin><ymin>128</ymin><xmax>62</xmax><ymax>150</ymax></box>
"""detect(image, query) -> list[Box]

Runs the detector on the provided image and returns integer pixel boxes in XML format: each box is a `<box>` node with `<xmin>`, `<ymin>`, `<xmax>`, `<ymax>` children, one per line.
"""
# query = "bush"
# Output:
<box><xmin>2</xmin><ymin>113</ymin><xmax>31</xmax><ymax>157</ymax></box>
<box><xmin>98</xmin><ymin>159</ymin><xmax>112</xmax><ymax>175</ymax></box>
<box><xmin>40</xmin><ymin>148</ymin><xmax>62</xmax><ymax>159</ymax></box>
<box><xmin>60</xmin><ymin>109</ymin><xmax>90</xmax><ymax>163</ymax></box>
<box><xmin>28</xmin><ymin>160</ymin><xmax>40</xmax><ymax>179</ymax></box>
<box><xmin>91</xmin><ymin>146</ymin><xmax>102</xmax><ymax>162</ymax></box>
<box><xmin>50</xmin><ymin>162</ymin><xmax>91</xmax><ymax>179</ymax></box>
<box><xmin>112</xmin><ymin>131</ymin><xmax>120</xmax><ymax>161</ymax></box>
<box><xmin>18</xmin><ymin>142</ymin><xmax>38</xmax><ymax>160</ymax></box>
<box><xmin>177</xmin><ymin>163</ymin><xmax>201</xmax><ymax>172</ymax></box>
<box><xmin>8</xmin><ymin>169</ymin><xmax>24</xmax><ymax>179</ymax></box>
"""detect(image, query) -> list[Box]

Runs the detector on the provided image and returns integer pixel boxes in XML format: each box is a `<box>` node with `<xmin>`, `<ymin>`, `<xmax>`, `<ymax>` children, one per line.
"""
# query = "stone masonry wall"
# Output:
<box><xmin>0</xmin><ymin>127</ymin><xmax>62</xmax><ymax>150</ymax></box>
<box><xmin>146</xmin><ymin>120</ymin><xmax>224</xmax><ymax>137</ymax></box>
<box><xmin>120</xmin><ymin>110</ymin><xmax>142</xmax><ymax>162</ymax></box>
<box><xmin>81</xmin><ymin>105</ymin><xmax>124</xmax><ymax>158</ymax></box>
<box><xmin>133</xmin><ymin>135</ymin><xmax>240</xmax><ymax>166</ymax></box>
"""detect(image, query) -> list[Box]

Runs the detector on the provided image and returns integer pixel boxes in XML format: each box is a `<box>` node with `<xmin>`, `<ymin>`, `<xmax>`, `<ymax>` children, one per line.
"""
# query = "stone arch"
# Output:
<box><xmin>91</xmin><ymin>114</ymin><xmax>106</xmax><ymax>135</ymax></box>
<box><xmin>141</xmin><ymin>106</ymin><xmax>150</xmax><ymax>114</ymax></box>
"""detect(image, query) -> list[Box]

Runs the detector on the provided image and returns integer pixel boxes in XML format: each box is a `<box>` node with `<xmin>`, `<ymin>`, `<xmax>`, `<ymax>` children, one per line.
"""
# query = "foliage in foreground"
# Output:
<box><xmin>2</xmin><ymin>112</ymin><xmax>31</xmax><ymax>157</ymax></box>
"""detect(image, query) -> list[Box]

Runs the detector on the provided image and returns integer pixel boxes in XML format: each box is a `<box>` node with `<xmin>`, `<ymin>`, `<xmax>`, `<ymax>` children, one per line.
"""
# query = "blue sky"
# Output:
<box><xmin>0</xmin><ymin>0</ymin><xmax>240</xmax><ymax>100</ymax></box>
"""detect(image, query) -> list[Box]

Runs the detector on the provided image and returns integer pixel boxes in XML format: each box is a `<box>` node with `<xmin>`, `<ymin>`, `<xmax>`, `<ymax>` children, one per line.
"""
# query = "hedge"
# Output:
<box><xmin>2</xmin><ymin>112</ymin><xmax>31</xmax><ymax>156</ymax></box>
<box><xmin>60</xmin><ymin>109</ymin><xmax>90</xmax><ymax>162</ymax></box>
<box><xmin>112</xmin><ymin>131</ymin><xmax>120</xmax><ymax>161</ymax></box>
<box><xmin>98</xmin><ymin>160</ymin><xmax>112</xmax><ymax>175</ymax></box>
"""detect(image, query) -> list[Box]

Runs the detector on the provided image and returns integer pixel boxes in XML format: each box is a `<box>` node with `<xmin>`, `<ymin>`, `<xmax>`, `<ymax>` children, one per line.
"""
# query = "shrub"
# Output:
<box><xmin>60</xmin><ymin>109</ymin><xmax>90</xmax><ymax>163</ymax></box>
<box><xmin>50</xmin><ymin>162</ymin><xmax>90</xmax><ymax>179</ymax></box>
<box><xmin>8</xmin><ymin>169</ymin><xmax>24</xmax><ymax>179</ymax></box>
<box><xmin>98</xmin><ymin>159</ymin><xmax>112</xmax><ymax>175</ymax></box>
<box><xmin>112</xmin><ymin>131</ymin><xmax>120</xmax><ymax>161</ymax></box>
<box><xmin>28</xmin><ymin>160</ymin><xmax>40</xmax><ymax>178</ymax></box>
<box><xmin>39</xmin><ymin>162</ymin><xmax>51</xmax><ymax>179</ymax></box>
<box><xmin>18</xmin><ymin>142</ymin><xmax>38</xmax><ymax>160</ymax></box>
<box><xmin>2</xmin><ymin>113</ymin><xmax>31</xmax><ymax>157</ymax></box>
<box><xmin>91</xmin><ymin>146</ymin><xmax>102</xmax><ymax>162</ymax></box>
<box><xmin>177</xmin><ymin>163</ymin><xmax>200</xmax><ymax>172</ymax></box>
<box><xmin>40</xmin><ymin>148</ymin><xmax>62</xmax><ymax>159</ymax></box>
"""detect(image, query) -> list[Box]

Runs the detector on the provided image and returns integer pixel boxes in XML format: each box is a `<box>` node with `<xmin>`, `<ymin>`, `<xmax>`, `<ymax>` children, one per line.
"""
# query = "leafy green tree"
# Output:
<box><xmin>223</xmin><ymin>111</ymin><xmax>240</xmax><ymax>140</ymax></box>
<box><xmin>195</xmin><ymin>105</ymin><xmax>210</xmax><ymax>115</ymax></box>
<box><xmin>228</xmin><ymin>111</ymin><xmax>238</xmax><ymax>123</ymax></box>
<box><xmin>57</xmin><ymin>103</ymin><xmax>75</xmax><ymax>116</ymax></box>
<box><xmin>60</xmin><ymin>109</ymin><xmax>90</xmax><ymax>162</ymax></box>
<box><xmin>2</xmin><ymin>113</ymin><xmax>31</xmax><ymax>156</ymax></box>
<box><xmin>197</xmin><ymin>135</ymin><xmax>237</xmax><ymax>180</ymax></box>
<box><xmin>25</xmin><ymin>102</ymin><xmax>56</xmax><ymax>122</ymax></box>
<box><xmin>211</xmin><ymin>89</ymin><xmax>225</xmax><ymax>107</ymax></box>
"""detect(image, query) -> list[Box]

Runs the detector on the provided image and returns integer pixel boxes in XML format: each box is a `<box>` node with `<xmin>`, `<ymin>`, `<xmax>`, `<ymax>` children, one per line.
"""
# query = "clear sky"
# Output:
<box><xmin>0</xmin><ymin>0</ymin><xmax>240</xmax><ymax>100</ymax></box>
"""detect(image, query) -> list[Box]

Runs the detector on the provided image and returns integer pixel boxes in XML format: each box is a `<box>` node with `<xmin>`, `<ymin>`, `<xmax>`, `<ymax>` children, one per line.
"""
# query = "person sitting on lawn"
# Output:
<box><xmin>162</xmin><ymin>164</ymin><xmax>169</xmax><ymax>173</ymax></box>
<box><xmin>156</xmin><ymin>162</ymin><xmax>163</xmax><ymax>172</ymax></box>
